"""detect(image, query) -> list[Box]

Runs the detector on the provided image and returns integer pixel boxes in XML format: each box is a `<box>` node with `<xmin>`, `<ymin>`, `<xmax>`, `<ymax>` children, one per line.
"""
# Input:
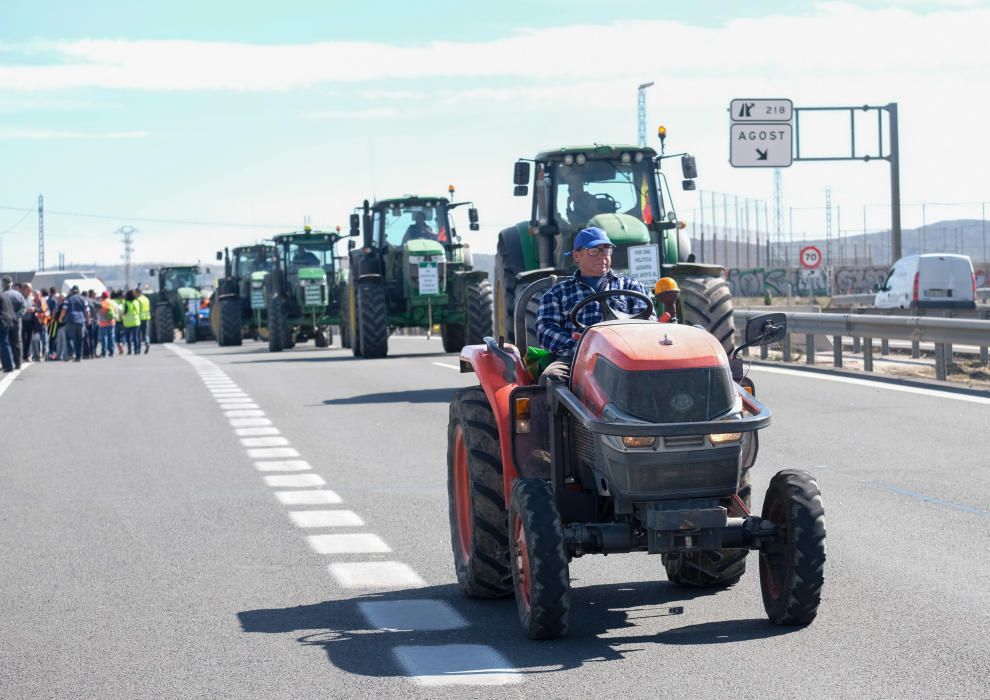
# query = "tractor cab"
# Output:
<box><xmin>148</xmin><ymin>265</ymin><xmax>209</xmax><ymax>343</ymax></box>
<box><xmin>272</xmin><ymin>227</ymin><xmax>347</xmax><ymax>315</ymax></box>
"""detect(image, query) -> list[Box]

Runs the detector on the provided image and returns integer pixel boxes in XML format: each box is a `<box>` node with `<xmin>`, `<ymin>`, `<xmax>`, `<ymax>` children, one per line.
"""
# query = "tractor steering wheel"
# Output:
<box><xmin>569</xmin><ymin>289</ymin><xmax>654</xmax><ymax>331</ymax></box>
<box><xmin>594</xmin><ymin>193</ymin><xmax>619</xmax><ymax>214</ymax></box>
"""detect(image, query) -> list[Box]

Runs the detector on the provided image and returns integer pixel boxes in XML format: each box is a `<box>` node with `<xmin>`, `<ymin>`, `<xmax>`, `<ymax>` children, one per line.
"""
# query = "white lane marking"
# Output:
<box><xmin>241</xmin><ymin>436</ymin><xmax>289</xmax><ymax>447</ymax></box>
<box><xmin>275</xmin><ymin>490</ymin><xmax>342</xmax><ymax>505</ymax></box>
<box><xmin>211</xmin><ymin>389</ymin><xmax>245</xmax><ymax>395</ymax></box>
<box><xmin>215</xmin><ymin>394</ymin><xmax>250</xmax><ymax>401</ymax></box>
<box><xmin>230</xmin><ymin>418</ymin><xmax>272</xmax><ymax>427</ymax></box>
<box><xmin>0</xmin><ymin>363</ymin><xmax>30</xmax><ymax>400</ymax></box>
<box><xmin>254</xmin><ymin>460</ymin><xmax>311</xmax><ymax>472</ymax></box>
<box><xmin>226</xmin><ymin>410</ymin><xmax>266</xmax><ymax>418</ymax></box>
<box><xmin>247</xmin><ymin>447</ymin><xmax>300</xmax><ymax>459</ymax></box>
<box><xmin>393</xmin><ymin>645</ymin><xmax>521</xmax><ymax>686</ymax></box>
<box><xmin>290</xmin><ymin>510</ymin><xmax>364</xmax><ymax>528</ymax></box>
<box><xmin>307</xmin><ymin>533</ymin><xmax>391</xmax><ymax>554</ymax></box>
<box><xmin>329</xmin><ymin>562</ymin><xmax>425</xmax><ymax>589</ymax></box>
<box><xmin>264</xmin><ymin>474</ymin><xmax>326</xmax><ymax>488</ymax></box>
<box><xmin>236</xmin><ymin>427</ymin><xmax>281</xmax><ymax>437</ymax></box>
<box><xmin>358</xmin><ymin>600</ymin><xmax>468</xmax><ymax>632</ymax></box>
<box><xmin>432</xmin><ymin>362</ymin><xmax>460</xmax><ymax>370</ymax></box>
<box><xmin>221</xmin><ymin>403</ymin><xmax>260</xmax><ymax>410</ymax></box>
<box><xmin>750</xmin><ymin>364</ymin><xmax>990</xmax><ymax>405</ymax></box>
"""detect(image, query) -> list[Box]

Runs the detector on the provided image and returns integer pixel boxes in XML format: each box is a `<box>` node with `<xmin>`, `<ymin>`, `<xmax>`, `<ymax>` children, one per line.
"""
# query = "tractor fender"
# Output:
<box><xmin>498</xmin><ymin>224</ymin><xmax>527</xmax><ymax>273</ymax></box>
<box><xmin>460</xmin><ymin>341</ymin><xmax>532</xmax><ymax>507</ymax></box>
<box><xmin>663</xmin><ymin>262</ymin><xmax>727</xmax><ymax>278</ymax></box>
<box><xmin>448</xmin><ymin>269</ymin><xmax>488</xmax><ymax>299</ymax></box>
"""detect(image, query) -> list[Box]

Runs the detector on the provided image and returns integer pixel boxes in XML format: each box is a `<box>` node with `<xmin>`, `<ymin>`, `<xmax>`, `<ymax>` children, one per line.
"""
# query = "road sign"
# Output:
<box><xmin>730</xmin><ymin>98</ymin><xmax>793</xmax><ymax>122</ymax></box>
<box><xmin>800</xmin><ymin>245</ymin><xmax>823</xmax><ymax>269</ymax></box>
<box><xmin>418</xmin><ymin>262</ymin><xmax>440</xmax><ymax>295</ymax></box>
<box><xmin>626</xmin><ymin>243</ymin><xmax>660</xmax><ymax>287</ymax></box>
<box><xmin>730</xmin><ymin>123</ymin><xmax>793</xmax><ymax>167</ymax></box>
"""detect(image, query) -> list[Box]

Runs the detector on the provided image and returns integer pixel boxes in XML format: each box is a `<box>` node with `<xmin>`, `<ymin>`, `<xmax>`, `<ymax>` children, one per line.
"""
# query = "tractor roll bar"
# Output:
<box><xmin>547</xmin><ymin>382</ymin><xmax>771</xmax><ymax>437</ymax></box>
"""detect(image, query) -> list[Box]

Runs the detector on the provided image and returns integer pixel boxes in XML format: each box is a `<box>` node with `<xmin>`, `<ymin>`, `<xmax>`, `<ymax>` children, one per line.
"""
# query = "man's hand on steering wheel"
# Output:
<box><xmin>569</xmin><ymin>289</ymin><xmax>654</xmax><ymax>331</ymax></box>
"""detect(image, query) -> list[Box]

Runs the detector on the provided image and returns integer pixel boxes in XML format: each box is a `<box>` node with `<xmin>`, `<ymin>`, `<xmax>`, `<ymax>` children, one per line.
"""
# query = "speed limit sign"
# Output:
<box><xmin>800</xmin><ymin>245</ymin><xmax>822</xmax><ymax>269</ymax></box>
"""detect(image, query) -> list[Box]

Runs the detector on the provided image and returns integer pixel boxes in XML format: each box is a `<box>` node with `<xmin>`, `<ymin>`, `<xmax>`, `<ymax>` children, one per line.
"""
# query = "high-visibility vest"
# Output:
<box><xmin>99</xmin><ymin>299</ymin><xmax>118</xmax><ymax>327</ymax></box>
<box><xmin>122</xmin><ymin>300</ymin><xmax>141</xmax><ymax>328</ymax></box>
<box><xmin>137</xmin><ymin>294</ymin><xmax>152</xmax><ymax>321</ymax></box>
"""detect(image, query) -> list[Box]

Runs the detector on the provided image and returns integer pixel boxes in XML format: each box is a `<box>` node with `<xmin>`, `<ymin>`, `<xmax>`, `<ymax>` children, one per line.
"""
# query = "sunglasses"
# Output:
<box><xmin>579</xmin><ymin>245</ymin><xmax>615</xmax><ymax>257</ymax></box>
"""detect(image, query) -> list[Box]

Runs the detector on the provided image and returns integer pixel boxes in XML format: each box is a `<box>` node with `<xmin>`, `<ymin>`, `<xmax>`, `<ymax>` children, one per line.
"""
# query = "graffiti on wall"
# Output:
<box><xmin>727</xmin><ymin>263</ymin><xmax>989</xmax><ymax>296</ymax></box>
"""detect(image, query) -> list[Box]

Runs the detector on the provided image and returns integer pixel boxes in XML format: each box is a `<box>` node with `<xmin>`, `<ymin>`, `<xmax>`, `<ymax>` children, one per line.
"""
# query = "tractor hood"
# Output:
<box><xmin>404</xmin><ymin>239</ymin><xmax>445</xmax><ymax>256</ymax></box>
<box><xmin>577</xmin><ymin>321</ymin><xmax>728</xmax><ymax>372</ymax></box>
<box><xmin>587</xmin><ymin>213</ymin><xmax>650</xmax><ymax>246</ymax></box>
<box><xmin>297</xmin><ymin>267</ymin><xmax>327</xmax><ymax>281</ymax></box>
<box><xmin>177</xmin><ymin>287</ymin><xmax>201</xmax><ymax>301</ymax></box>
<box><xmin>250</xmin><ymin>270</ymin><xmax>268</xmax><ymax>282</ymax></box>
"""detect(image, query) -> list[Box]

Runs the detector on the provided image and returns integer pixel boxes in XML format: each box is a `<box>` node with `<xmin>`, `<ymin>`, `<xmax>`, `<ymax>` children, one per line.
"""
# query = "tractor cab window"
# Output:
<box><xmin>287</xmin><ymin>242</ymin><xmax>331</xmax><ymax>269</ymax></box>
<box><xmin>165</xmin><ymin>270</ymin><xmax>196</xmax><ymax>291</ymax></box>
<box><xmin>382</xmin><ymin>204</ymin><xmax>450</xmax><ymax>246</ymax></box>
<box><xmin>236</xmin><ymin>250</ymin><xmax>273</xmax><ymax>276</ymax></box>
<box><xmin>554</xmin><ymin>160</ymin><xmax>658</xmax><ymax>229</ymax></box>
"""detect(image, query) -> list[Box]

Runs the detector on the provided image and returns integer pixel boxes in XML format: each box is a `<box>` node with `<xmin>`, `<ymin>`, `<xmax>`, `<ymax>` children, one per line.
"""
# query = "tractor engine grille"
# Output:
<box><xmin>572</xmin><ymin>421</ymin><xmax>596</xmax><ymax>465</ymax></box>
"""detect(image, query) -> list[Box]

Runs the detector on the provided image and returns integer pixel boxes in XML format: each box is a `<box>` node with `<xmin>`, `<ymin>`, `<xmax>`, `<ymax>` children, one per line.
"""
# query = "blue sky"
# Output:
<box><xmin>1</xmin><ymin>0</ymin><xmax>988</xmax><ymax>269</ymax></box>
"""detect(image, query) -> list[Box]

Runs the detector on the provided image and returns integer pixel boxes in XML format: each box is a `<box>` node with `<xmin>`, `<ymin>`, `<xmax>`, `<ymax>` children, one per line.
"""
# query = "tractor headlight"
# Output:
<box><xmin>709</xmin><ymin>432</ymin><xmax>742</xmax><ymax>444</ymax></box>
<box><xmin>622</xmin><ymin>436</ymin><xmax>656</xmax><ymax>448</ymax></box>
<box><xmin>563</xmin><ymin>154</ymin><xmax>575</xmax><ymax>166</ymax></box>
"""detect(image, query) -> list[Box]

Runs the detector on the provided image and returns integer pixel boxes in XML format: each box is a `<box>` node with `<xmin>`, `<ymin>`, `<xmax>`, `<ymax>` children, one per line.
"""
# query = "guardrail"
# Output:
<box><xmin>734</xmin><ymin>309</ymin><xmax>990</xmax><ymax>381</ymax></box>
<box><xmin>830</xmin><ymin>288</ymin><xmax>990</xmax><ymax>308</ymax></box>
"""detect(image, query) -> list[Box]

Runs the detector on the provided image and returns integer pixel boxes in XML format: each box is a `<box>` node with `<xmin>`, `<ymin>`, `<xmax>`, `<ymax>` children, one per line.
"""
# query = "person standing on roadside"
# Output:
<box><xmin>122</xmin><ymin>290</ymin><xmax>142</xmax><ymax>355</ymax></box>
<box><xmin>97</xmin><ymin>291</ymin><xmax>118</xmax><ymax>357</ymax></box>
<box><xmin>20</xmin><ymin>283</ymin><xmax>37</xmax><ymax>365</ymax></box>
<box><xmin>1</xmin><ymin>277</ymin><xmax>25</xmax><ymax>370</ymax></box>
<box><xmin>136</xmin><ymin>285</ymin><xmax>151</xmax><ymax>354</ymax></box>
<box><xmin>35</xmin><ymin>288</ymin><xmax>50</xmax><ymax>361</ymax></box>
<box><xmin>0</xmin><ymin>286</ymin><xmax>15</xmax><ymax>372</ymax></box>
<box><xmin>58</xmin><ymin>285</ymin><xmax>90</xmax><ymax>362</ymax></box>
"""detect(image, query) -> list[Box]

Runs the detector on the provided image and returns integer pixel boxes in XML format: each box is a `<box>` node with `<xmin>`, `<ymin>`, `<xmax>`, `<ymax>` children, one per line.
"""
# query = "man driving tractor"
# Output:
<box><xmin>536</xmin><ymin>226</ymin><xmax>653</xmax><ymax>382</ymax></box>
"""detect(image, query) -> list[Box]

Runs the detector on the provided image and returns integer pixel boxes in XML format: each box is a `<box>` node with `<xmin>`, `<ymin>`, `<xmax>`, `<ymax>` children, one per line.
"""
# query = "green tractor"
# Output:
<box><xmin>210</xmin><ymin>244</ymin><xmax>277</xmax><ymax>346</ymax></box>
<box><xmin>494</xmin><ymin>134</ymin><xmax>734</xmax><ymax>352</ymax></box>
<box><xmin>148</xmin><ymin>265</ymin><xmax>212</xmax><ymax>344</ymax></box>
<box><xmin>345</xmin><ymin>192</ymin><xmax>492</xmax><ymax>358</ymax></box>
<box><xmin>263</xmin><ymin>226</ymin><xmax>352</xmax><ymax>352</ymax></box>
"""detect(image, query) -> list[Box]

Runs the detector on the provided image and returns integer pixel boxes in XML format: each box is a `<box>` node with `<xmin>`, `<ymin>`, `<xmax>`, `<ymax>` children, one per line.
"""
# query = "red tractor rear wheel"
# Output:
<box><xmin>508</xmin><ymin>478</ymin><xmax>570</xmax><ymax>640</ymax></box>
<box><xmin>446</xmin><ymin>387</ymin><xmax>513</xmax><ymax>598</ymax></box>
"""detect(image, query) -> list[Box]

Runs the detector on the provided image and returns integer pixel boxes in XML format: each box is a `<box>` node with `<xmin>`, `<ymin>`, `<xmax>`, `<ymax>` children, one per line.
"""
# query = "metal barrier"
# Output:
<box><xmin>734</xmin><ymin>309</ymin><xmax>990</xmax><ymax>380</ymax></box>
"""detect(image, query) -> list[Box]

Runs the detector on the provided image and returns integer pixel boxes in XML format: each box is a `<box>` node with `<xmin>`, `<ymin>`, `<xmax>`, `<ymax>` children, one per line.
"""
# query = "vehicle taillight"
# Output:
<box><xmin>912</xmin><ymin>271</ymin><xmax>919</xmax><ymax>303</ymax></box>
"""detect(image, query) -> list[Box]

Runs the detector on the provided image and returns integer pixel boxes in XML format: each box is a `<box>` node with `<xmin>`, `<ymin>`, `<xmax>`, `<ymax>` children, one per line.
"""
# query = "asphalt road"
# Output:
<box><xmin>2</xmin><ymin>336</ymin><xmax>988</xmax><ymax>699</ymax></box>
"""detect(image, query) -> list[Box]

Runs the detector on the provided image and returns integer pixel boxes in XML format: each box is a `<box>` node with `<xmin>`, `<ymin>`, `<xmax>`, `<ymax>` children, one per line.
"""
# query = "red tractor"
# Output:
<box><xmin>447</xmin><ymin>285</ymin><xmax>825</xmax><ymax>639</ymax></box>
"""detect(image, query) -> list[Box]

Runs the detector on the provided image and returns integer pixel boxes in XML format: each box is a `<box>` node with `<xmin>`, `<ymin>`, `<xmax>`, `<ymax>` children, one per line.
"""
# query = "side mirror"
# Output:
<box><xmin>681</xmin><ymin>154</ymin><xmax>698</xmax><ymax>180</ymax></box>
<box><xmin>872</xmin><ymin>283</ymin><xmax>881</xmax><ymax>292</ymax></box>
<box><xmin>205</xmin><ymin>268</ymin><xmax>211</xmax><ymax>275</ymax></box>
<box><xmin>513</xmin><ymin>185</ymin><xmax>528</xmax><ymax>197</ymax></box>
<box><xmin>149</xmin><ymin>269</ymin><xmax>156</xmax><ymax>277</ymax></box>
<box><xmin>682</xmin><ymin>180</ymin><xmax>696</xmax><ymax>191</ymax></box>
<box><xmin>349</xmin><ymin>213</ymin><xmax>360</xmax><ymax>237</ymax></box>
<box><xmin>215</xmin><ymin>251</ymin><xmax>223</xmax><ymax>261</ymax></box>
<box><xmin>513</xmin><ymin>161</ymin><xmax>530</xmax><ymax>185</ymax></box>
<box><xmin>468</xmin><ymin>207</ymin><xmax>479</xmax><ymax>231</ymax></box>
<box><xmin>347</xmin><ymin>240</ymin><xmax>356</xmax><ymax>251</ymax></box>
<box><xmin>745</xmin><ymin>312</ymin><xmax>787</xmax><ymax>346</ymax></box>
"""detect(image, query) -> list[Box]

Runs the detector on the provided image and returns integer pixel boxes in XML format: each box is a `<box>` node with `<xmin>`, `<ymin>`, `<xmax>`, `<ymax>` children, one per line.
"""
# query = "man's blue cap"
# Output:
<box><xmin>564</xmin><ymin>227</ymin><xmax>614</xmax><ymax>256</ymax></box>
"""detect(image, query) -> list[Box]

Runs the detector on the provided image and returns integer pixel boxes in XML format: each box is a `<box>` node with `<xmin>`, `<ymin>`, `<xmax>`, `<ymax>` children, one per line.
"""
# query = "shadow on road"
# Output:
<box><xmin>228</xmin><ymin>351</ymin><xmax>451</xmax><ymax>365</ymax></box>
<box><xmin>238</xmin><ymin>579</ymin><xmax>799</xmax><ymax>679</ymax></box>
<box><xmin>322</xmin><ymin>388</ymin><xmax>458</xmax><ymax>405</ymax></box>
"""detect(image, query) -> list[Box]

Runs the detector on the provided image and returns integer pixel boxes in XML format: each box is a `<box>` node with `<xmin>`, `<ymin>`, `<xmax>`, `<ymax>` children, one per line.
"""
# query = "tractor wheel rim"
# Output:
<box><xmin>453</xmin><ymin>425</ymin><xmax>472</xmax><ymax>562</ymax></box>
<box><xmin>760</xmin><ymin>498</ymin><xmax>787</xmax><ymax>600</ymax></box>
<box><xmin>512</xmin><ymin>514</ymin><xmax>532</xmax><ymax>612</ymax></box>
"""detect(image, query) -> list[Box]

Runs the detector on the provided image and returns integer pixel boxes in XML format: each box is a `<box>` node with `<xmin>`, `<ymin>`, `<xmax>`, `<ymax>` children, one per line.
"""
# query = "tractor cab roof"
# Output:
<box><xmin>534</xmin><ymin>144</ymin><xmax>657</xmax><ymax>162</ymax></box>
<box><xmin>232</xmin><ymin>244</ymin><xmax>274</xmax><ymax>253</ymax></box>
<box><xmin>160</xmin><ymin>265</ymin><xmax>200</xmax><ymax>273</ymax></box>
<box><xmin>371</xmin><ymin>195</ymin><xmax>449</xmax><ymax>210</ymax></box>
<box><xmin>272</xmin><ymin>230</ymin><xmax>343</xmax><ymax>250</ymax></box>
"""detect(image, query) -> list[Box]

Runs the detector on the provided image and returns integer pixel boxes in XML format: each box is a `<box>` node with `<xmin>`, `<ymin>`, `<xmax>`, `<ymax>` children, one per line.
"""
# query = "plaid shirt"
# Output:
<box><xmin>536</xmin><ymin>271</ymin><xmax>652</xmax><ymax>358</ymax></box>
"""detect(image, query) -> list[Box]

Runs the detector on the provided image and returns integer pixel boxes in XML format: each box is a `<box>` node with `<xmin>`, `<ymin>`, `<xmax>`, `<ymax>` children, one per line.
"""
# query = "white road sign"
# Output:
<box><xmin>800</xmin><ymin>245</ymin><xmax>823</xmax><ymax>269</ymax></box>
<box><xmin>730</xmin><ymin>98</ymin><xmax>793</xmax><ymax>122</ymax></box>
<box><xmin>730</xmin><ymin>123</ymin><xmax>793</xmax><ymax>167</ymax></box>
<box><xmin>626</xmin><ymin>244</ymin><xmax>660</xmax><ymax>287</ymax></box>
<box><xmin>418</xmin><ymin>262</ymin><xmax>440</xmax><ymax>295</ymax></box>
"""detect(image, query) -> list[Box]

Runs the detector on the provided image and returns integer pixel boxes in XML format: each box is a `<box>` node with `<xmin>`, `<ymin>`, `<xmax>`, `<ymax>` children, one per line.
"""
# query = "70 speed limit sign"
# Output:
<box><xmin>800</xmin><ymin>245</ymin><xmax>823</xmax><ymax>269</ymax></box>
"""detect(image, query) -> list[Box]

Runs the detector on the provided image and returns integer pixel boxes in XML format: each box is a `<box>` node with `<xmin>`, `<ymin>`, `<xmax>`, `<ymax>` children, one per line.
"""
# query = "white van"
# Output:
<box><xmin>874</xmin><ymin>254</ymin><xmax>976</xmax><ymax>310</ymax></box>
<box><xmin>61</xmin><ymin>277</ymin><xmax>108</xmax><ymax>297</ymax></box>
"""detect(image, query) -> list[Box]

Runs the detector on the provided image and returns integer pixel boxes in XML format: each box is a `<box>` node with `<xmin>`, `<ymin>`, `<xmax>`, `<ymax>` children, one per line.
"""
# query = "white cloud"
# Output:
<box><xmin>303</xmin><ymin>107</ymin><xmax>398</xmax><ymax>120</ymax></box>
<box><xmin>0</xmin><ymin>128</ymin><xmax>148</xmax><ymax>140</ymax></box>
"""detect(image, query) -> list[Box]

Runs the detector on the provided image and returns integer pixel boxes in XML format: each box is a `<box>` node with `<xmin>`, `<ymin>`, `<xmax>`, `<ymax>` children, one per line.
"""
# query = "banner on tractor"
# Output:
<box><xmin>627</xmin><ymin>244</ymin><xmax>661</xmax><ymax>287</ymax></box>
<box><xmin>418</xmin><ymin>262</ymin><xmax>440</xmax><ymax>295</ymax></box>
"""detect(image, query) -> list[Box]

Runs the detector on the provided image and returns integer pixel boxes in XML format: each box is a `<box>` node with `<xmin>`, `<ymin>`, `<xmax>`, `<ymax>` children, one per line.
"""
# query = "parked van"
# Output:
<box><xmin>60</xmin><ymin>277</ymin><xmax>108</xmax><ymax>297</ymax></box>
<box><xmin>874</xmin><ymin>254</ymin><xmax>976</xmax><ymax>310</ymax></box>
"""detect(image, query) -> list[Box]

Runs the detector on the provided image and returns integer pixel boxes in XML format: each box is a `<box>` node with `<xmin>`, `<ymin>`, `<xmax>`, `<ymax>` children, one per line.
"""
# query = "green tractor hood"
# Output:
<box><xmin>250</xmin><ymin>270</ymin><xmax>268</xmax><ymax>282</ymax></box>
<box><xmin>587</xmin><ymin>213</ymin><xmax>650</xmax><ymax>246</ymax></box>
<box><xmin>404</xmin><ymin>239</ymin><xmax>445</xmax><ymax>256</ymax></box>
<box><xmin>297</xmin><ymin>267</ymin><xmax>327</xmax><ymax>281</ymax></box>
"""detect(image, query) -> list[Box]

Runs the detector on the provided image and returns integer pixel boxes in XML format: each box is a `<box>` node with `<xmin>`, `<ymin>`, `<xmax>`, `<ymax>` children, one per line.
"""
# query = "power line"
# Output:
<box><xmin>0</xmin><ymin>204</ymin><xmax>296</xmax><ymax>229</ymax></box>
<box><xmin>0</xmin><ymin>207</ymin><xmax>34</xmax><ymax>235</ymax></box>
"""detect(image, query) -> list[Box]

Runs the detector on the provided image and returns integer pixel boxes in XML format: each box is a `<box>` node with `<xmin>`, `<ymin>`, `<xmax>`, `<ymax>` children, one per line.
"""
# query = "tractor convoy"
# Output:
<box><xmin>185</xmin><ymin>127</ymin><xmax>826</xmax><ymax>640</ymax></box>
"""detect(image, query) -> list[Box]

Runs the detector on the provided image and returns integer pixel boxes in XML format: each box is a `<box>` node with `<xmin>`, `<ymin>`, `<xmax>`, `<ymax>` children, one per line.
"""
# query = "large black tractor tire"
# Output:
<box><xmin>444</xmin><ymin>277</ymin><xmax>495</xmax><ymax>352</ymax></box>
<box><xmin>185</xmin><ymin>320</ymin><xmax>197</xmax><ymax>344</ymax></box>
<box><xmin>679</xmin><ymin>274</ymin><xmax>735</xmax><ymax>353</ymax></box>
<box><xmin>441</xmin><ymin>322</ymin><xmax>465</xmax><ymax>353</ymax></box>
<box><xmin>760</xmin><ymin>469</ymin><xmax>826</xmax><ymax>625</ymax></box>
<box><xmin>508</xmin><ymin>478</ymin><xmax>571</xmax><ymax>640</ymax></box>
<box><xmin>314</xmin><ymin>327</ymin><xmax>330</xmax><ymax>348</ymax></box>
<box><xmin>339</xmin><ymin>322</ymin><xmax>350</xmax><ymax>349</ymax></box>
<box><xmin>447</xmin><ymin>386</ymin><xmax>513</xmax><ymax>599</ymax></box>
<box><xmin>357</xmin><ymin>282</ymin><xmax>388</xmax><ymax>358</ymax></box>
<box><xmin>267</xmin><ymin>296</ymin><xmax>286</xmax><ymax>352</ymax></box>
<box><xmin>494</xmin><ymin>239</ymin><xmax>518</xmax><ymax>343</ymax></box>
<box><xmin>217</xmin><ymin>298</ymin><xmax>243</xmax><ymax>347</ymax></box>
<box><xmin>152</xmin><ymin>304</ymin><xmax>174</xmax><ymax>344</ymax></box>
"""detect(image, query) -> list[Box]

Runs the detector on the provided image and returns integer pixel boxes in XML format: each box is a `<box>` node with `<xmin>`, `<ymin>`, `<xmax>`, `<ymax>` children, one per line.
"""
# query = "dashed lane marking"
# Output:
<box><xmin>226</xmin><ymin>410</ymin><xmax>266</xmax><ymax>418</ymax></box>
<box><xmin>275</xmin><ymin>490</ymin><xmax>342</xmax><ymax>505</ymax></box>
<box><xmin>358</xmin><ymin>601</ymin><xmax>468</xmax><ymax>632</ymax></box>
<box><xmin>328</xmin><ymin>562</ymin><xmax>426</xmax><ymax>589</ymax></box>
<box><xmin>221</xmin><ymin>403</ymin><xmax>260</xmax><ymax>410</ymax></box>
<box><xmin>236</xmin><ymin>427</ymin><xmax>281</xmax><ymax>437</ymax></box>
<box><xmin>240</xmin><ymin>436</ymin><xmax>290</xmax><ymax>447</ymax></box>
<box><xmin>230</xmin><ymin>418</ymin><xmax>272</xmax><ymax>427</ymax></box>
<box><xmin>247</xmin><ymin>447</ymin><xmax>300</xmax><ymax>459</ymax></box>
<box><xmin>431</xmin><ymin>362</ymin><xmax>461</xmax><ymax>370</ymax></box>
<box><xmin>392</xmin><ymin>645</ymin><xmax>521</xmax><ymax>686</ymax></box>
<box><xmin>289</xmin><ymin>510</ymin><xmax>364</xmax><ymax>528</ymax></box>
<box><xmin>264</xmin><ymin>474</ymin><xmax>326</xmax><ymax>488</ymax></box>
<box><xmin>306</xmin><ymin>533</ymin><xmax>391</xmax><ymax>554</ymax></box>
<box><xmin>0</xmin><ymin>363</ymin><xmax>30</xmax><ymax>400</ymax></box>
<box><xmin>254</xmin><ymin>460</ymin><xmax>311</xmax><ymax>472</ymax></box>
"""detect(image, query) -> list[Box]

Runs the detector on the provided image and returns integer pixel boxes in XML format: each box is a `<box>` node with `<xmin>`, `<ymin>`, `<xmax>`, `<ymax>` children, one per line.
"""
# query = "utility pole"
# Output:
<box><xmin>38</xmin><ymin>194</ymin><xmax>45</xmax><ymax>271</ymax></box>
<box><xmin>637</xmin><ymin>82</ymin><xmax>654</xmax><ymax>147</ymax></box>
<box><xmin>773</xmin><ymin>169</ymin><xmax>783</xmax><ymax>266</ymax></box>
<box><xmin>116</xmin><ymin>225</ymin><xmax>137</xmax><ymax>289</ymax></box>
<box><xmin>825</xmin><ymin>188</ymin><xmax>833</xmax><ymax>293</ymax></box>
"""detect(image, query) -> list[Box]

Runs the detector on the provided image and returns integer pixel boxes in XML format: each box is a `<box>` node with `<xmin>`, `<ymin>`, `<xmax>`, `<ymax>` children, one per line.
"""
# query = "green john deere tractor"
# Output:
<box><xmin>494</xmin><ymin>134</ymin><xmax>734</xmax><ymax>352</ymax></box>
<box><xmin>263</xmin><ymin>226</ymin><xmax>352</xmax><ymax>352</ymax></box>
<box><xmin>148</xmin><ymin>265</ymin><xmax>212</xmax><ymax>344</ymax></box>
<box><xmin>210</xmin><ymin>244</ymin><xmax>277</xmax><ymax>346</ymax></box>
<box><xmin>345</xmin><ymin>192</ymin><xmax>492</xmax><ymax>359</ymax></box>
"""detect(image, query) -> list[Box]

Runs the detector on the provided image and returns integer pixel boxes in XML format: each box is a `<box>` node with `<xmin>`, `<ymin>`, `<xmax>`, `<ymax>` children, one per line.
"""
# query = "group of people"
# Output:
<box><xmin>1</xmin><ymin>276</ymin><xmax>154</xmax><ymax>372</ymax></box>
